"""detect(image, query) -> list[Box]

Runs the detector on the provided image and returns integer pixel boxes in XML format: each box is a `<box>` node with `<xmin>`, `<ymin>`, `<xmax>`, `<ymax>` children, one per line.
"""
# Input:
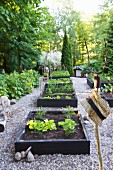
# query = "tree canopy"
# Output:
<box><xmin>0</xmin><ymin>0</ymin><xmax>113</xmax><ymax>74</ymax></box>
<box><xmin>0</xmin><ymin>0</ymin><xmax>56</xmax><ymax>73</ymax></box>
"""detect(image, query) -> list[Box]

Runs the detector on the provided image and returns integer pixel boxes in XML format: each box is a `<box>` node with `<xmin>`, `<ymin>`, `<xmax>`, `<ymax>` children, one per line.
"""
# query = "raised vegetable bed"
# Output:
<box><xmin>37</xmin><ymin>97</ymin><xmax>77</xmax><ymax>107</ymax></box>
<box><xmin>49</xmin><ymin>76</ymin><xmax>70</xmax><ymax>79</ymax></box>
<box><xmin>49</xmin><ymin>70</ymin><xmax>70</xmax><ymax>79</ymax></box>
<box><xmin>100</xmin><ymin>82</ymin><xmax>113</xmax><ymax>88</ymax></box>
<box><xmin>47</xmin><ymin>78</ymin><xmax>71</xmax><ymax>85</ymax></box>
<box><xmin>87</xmin><ymin>77</ymin><xmax>113</xmax><ymax>89</ymax></box>
<box><xmin>101</xmin><ymin>93</ymin><xmax>113</xmax><ymax>107</ymax></box>
<box><xmin>87</xmin><ymin>77</ymin><xmax>94</xmax><ymax>88</ymax></box>
<box><xmin>37</xmin><ymin>83</ymin><xmax>78</xmax><ymax>107</ymax></box>
<box><xmin>15</xmin><ymin>111</ymin><xmax>90</xmax><ymax>155</ymax></box>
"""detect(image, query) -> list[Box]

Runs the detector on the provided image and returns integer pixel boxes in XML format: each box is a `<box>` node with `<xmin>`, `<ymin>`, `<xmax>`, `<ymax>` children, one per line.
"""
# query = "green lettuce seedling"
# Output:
<box><xmin>58</xmin><ymin>119</ymin><xmax>77</xmax><ymax>136</ymax></box>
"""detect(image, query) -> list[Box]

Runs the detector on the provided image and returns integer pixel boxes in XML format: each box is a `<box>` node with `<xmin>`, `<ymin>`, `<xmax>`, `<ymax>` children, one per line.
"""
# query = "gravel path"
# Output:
<box><xmin>0</xmin><ymin>77</ymin><xmax>113</xmax><ymax>170</ymax></box>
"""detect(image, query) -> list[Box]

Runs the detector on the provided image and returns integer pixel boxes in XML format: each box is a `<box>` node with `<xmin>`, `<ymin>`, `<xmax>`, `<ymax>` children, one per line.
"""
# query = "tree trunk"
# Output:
<box><xmin>17</xmin><ymin>35</ymin><xmax>21</xmax><ymax>73</ymax></box>
<box><xmin>18</xmin><ymin>46</ymin><xmax>21</xmax><ymax>73</ymax></box>
<box><xmin>3</xmin><ymin>40</ymin><xmax>7</xmax><ymax>72</ymax></box>
<box><xmin>3</xmin><ymin>53</ymin><xmax>7</xmax><ymax>72</ymax></box>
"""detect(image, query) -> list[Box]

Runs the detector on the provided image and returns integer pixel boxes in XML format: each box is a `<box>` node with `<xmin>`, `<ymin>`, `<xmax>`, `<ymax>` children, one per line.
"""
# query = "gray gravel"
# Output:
<box><xmin>0</xmin><ymin>77</ymin><xmax>113</xmax><ymax>170</ymax></box>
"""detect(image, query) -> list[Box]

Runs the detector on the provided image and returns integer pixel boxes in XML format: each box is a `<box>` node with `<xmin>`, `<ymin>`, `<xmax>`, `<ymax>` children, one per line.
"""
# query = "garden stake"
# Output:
<box><xmin>84</xmin><ymin>38</ymin><xmax>107</xmax><ymax>170</ymax></box>
<box><xmin>94</xmin><ymin>124</ymin><xmax>103</xmax><ymax>170</ymax></box>
<box><xmin>39</xmin><ymin>77</ymin><xmax>43</xmax><ymax>94</ymax></box>
<box><xmin>81</xmin><ymin>90</ymin><xmax>111</xmax><ymax>170</ymax></box>
<box><xmin>94</xmin><ymin>76</ymin><xmax>103</xmax><ymax>170</ymax></box>
<box><xmin>81</xmin><ymin>82</ymin><xmax>111</xmax><ymax>170</ymax></box>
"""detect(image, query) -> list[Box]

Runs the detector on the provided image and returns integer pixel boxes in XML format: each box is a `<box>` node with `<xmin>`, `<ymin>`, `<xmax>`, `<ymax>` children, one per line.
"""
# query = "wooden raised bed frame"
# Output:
<box><xmin>87</xmin><ymin>77</ymin><xmax>113</xmax><ymax>89</ymax></box>
<box><xmin>15</xmin><ymin>111</ymin><xmax>90</xmax><ymax>155</ymax></box>
<box><xmin>37</xmin><ymin>83</ymin><xmax>78</xmax><ymax>107</ymax></box>
<box><xmin>101</xmin><ymin>94</ymin><xmax>113</xmax><ymax>107</ymax></box>
<box><xmin>87</xmin><ymin>77</ymin><xmax>94</xmax><ymax>88</ymax></box>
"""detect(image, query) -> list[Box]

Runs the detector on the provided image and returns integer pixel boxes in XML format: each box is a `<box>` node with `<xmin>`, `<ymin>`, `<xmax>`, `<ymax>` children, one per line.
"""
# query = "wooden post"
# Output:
<box><xmin>39</xmin><ymin>77</ymin><xmax>43</xmax><ymax>95</ymax></box>
<box><xmin>94</xmin><ymin>124</ymin><xmax>103</xmax><ymax>170</ymax></box>
<box><xmin>84</xmin><ymin>38</ymin><xmax>107</xmax><ymax>170</ymax></box>
<box><xmin>94</xmin><ymin>74</ymin><xmax>103</xmax><ymax>170</ymax></box>
<box><xmin>84</xmin><ymin>38</ymin><xmax>90</xmax><ymax>68</ymax></box>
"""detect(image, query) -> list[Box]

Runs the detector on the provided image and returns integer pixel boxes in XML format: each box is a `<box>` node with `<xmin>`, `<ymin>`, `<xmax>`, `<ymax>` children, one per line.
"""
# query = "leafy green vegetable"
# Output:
<box><xmin>63</xmin><ymin>106</ymin><xmax>75</xmax><ymax>119</ymax></box>
<box><xmin>36</xmin><ymin>107</ymin><xmax>46</xmax><ymax>119</ymax></box>
<box><xmin>27</xmin><ymin>119</ymin><xmax>57</xmax><ymax>132</ymax></box>
<box><xmin>58</xmin><ymin>119</ymin><xmax>77</xmax><ymax>136</ymax></box>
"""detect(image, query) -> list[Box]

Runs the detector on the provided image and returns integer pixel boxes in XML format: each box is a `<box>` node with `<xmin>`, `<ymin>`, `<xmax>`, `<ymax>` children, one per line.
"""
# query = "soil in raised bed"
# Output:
<box><xmin>21</xmin><ymin>112</ymin><xmax>85</xmax><ymax>140</ymax></box>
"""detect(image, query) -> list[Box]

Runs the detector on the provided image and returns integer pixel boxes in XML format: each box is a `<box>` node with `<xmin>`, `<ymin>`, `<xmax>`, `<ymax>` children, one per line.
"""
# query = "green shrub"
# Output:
<box><xmin>0</xmin><ymin>69</ymin><xmax>40</xmax><ymax>99</ymax></box>
<box><xmin>0</xmin><ymin>72</ymin><xmax>8</xmax><ymax>96</ymax></box>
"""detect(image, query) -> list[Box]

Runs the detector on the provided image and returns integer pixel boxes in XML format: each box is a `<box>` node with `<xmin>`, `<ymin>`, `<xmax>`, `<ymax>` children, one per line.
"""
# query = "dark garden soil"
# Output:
<box><xmin>21</xmin><ymin>112</ymin><xmax>85</xmax><ymax>140</ymax></box>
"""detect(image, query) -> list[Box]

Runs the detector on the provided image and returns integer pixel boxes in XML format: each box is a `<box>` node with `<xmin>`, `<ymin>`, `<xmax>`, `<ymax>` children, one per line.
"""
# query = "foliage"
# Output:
<box><xmin>45</xmin><ymin>83</ymin><xmax>74</xmax><ymax>93</ymax></box>
<box><xmin>45</xmin><ymin>87</ymin><xmax>52</xmax><ymax>95</ymax></box>
<box><xmin>42</xmin><ymin>81</ymin><xmax>75</xmax><ymax>99</ymax></box>
<box><xmin>101</xmin><ymin>84</ymin><xmax>113</xmax><ymax>93</ymax></box>
<box><xmin>76</xmin><ymin>20</ymin><xmax>91</xmax><ymax>65</ymax></box>
<box><xmin>27</xmin><ymin>116</ymin><xmax>77</xmax><ymax>136</ymax></box>
<box><xmin>48</xmin><ymin>78</ymin><xmax>71</xmax><ymax>84</ymax></box>
<box><xmin>36</xmin><ymin>107</ymin><xmax>46</xmax><ymax>119</ymax></box>
<box><xmin>42</xmin><ymin>96</ymin><xmax>52</xmax><ymax>99</ymax></box>
<box><xmin>0</xmin><ymin>71</ymin><xmax>9</xmax><ymax>96</ymax></box>
<box><xmin>27</xmin><ymin>119</ymin><xmax>57</xmax><ymax>132</ymax></box>
<box><xmin>40</xmin><ymin>51</ymin><xmax>61</xmax><ymax>69</ymax></box>
<box><xmin>49</xmin><ymin>0</ymin><xmax>84</xmax><ymax>64</ymax></box>
<box><xmin>65</xmin><ymin>96</ymin><xmax>71</xmax><ymax>99</ymax></box>
<box><xmin>62</xmin><ymin>106</ymin><xmax>75</xmax><ymax>119</ymax></box>
<box><xmin>88</xmin><ymin>73</ymin><xmax>94</xmax><ymax>82</ymax></box>
<box><xmin>99</xmin><ymin>73</ymin><xmax>113</xmax><ymax>82</ymax></box>
<box><xmin>61</xmin><ymin>31</ymin><xmax>73</xmax><ymax>76</ymax></box>
<box><xmin>101</xmin><ymin>0</ymin><xmax>113</xmax><ymax>11</ymax></box>
<box><xmin>50</xmin><ymin>70</ymin><xmax>70</xmax><ymax>77</ymax></box>
<box><xmin>0</xmin><ymin>0</ymin><xmax>56</xmax><ymax>73</ymax></box>
<box><xmin>87</xmin><ymin>4</ymin><xmax>111</xmax><ymax>72</ymax></box>
<box><xmin>91</xmin><ymin>12</ymin><xmax>109</xmax><ymax>53</ymax></box>
<box><xmin>1</xmin><ymin>0</ymin><xmax>113</xmax><ymax>74</ymax></box>
<box><xmin>42</xmin><ymin>93</ymin><xmax>74</xmax><ymax>99</ymax></box>
<box><xmin>55</xmin><ymin>95</ymin><xmax>61</xmax><ymax>99</ymax></box>
<box><xmin>106</xmin><ymin>9</ymin><xmax>113</xmax><ymax>75</ymax></box>
<box><xmin>58</xmin><ymin>119</ymin><xmax>77</xmax><ymax>136</ymax></box>
<box><xmin>89</xmin><ymin>59</ymin><xmax>106</xmax><ymax>72</ymax></box>
<box><xmin>0</xmin><ymin>69</ymin><xmax>40</xmax><ymax>99</ymax></box>
<box><xmin>88</xmin><ymin>72</ymin><xmax>113</xmax><ymax>84</ymax></box>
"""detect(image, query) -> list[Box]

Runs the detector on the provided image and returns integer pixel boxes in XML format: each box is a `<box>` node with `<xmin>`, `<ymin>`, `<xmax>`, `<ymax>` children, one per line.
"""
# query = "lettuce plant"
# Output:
<box><xmin>58</xmin><ymin>119</ymin><xmax>77</xmax><ymax>136</ymax></box>
<box><xmin>36</xmin><ymin>107</ymin><xmax>46</xmax><ymax>119</ymax></box>
<box><xmin>63</xmin><ymin>106</ymin><xmax>75</xmax><ymax>119</ymax></box>
<box><xmin>101</xmin><ymin>84</ymin><xmax>113</xmax><ymax>93</ymax></box>
<box><xmin>27</xmin><ymin>119</ymin><xmax>57</xmax><ymax>132</ymax></box>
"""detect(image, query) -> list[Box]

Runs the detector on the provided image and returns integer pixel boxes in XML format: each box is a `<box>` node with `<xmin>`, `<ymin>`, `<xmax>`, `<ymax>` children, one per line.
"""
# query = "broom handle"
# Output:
<box><xmin>94</xmin><ymin>123</ymin><xmax>103</xmax><ymax>170</ymax></box>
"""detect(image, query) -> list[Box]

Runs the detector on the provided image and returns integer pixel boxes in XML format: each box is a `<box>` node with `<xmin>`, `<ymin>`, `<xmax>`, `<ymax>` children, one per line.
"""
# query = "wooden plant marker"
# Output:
<box><xmin>84</xmin><ymin>38</ymin><xmax>108</xmax><ymax>169</ymax></box>
<box><xmin>39</xmin><ymin>77</ymin><xmax>44</xmax><ymax>94</ymax></box>
<box><xmin>81</xmin><ymin>90</ymin><xmax>111</xmax><ymax>170</ymax></box>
